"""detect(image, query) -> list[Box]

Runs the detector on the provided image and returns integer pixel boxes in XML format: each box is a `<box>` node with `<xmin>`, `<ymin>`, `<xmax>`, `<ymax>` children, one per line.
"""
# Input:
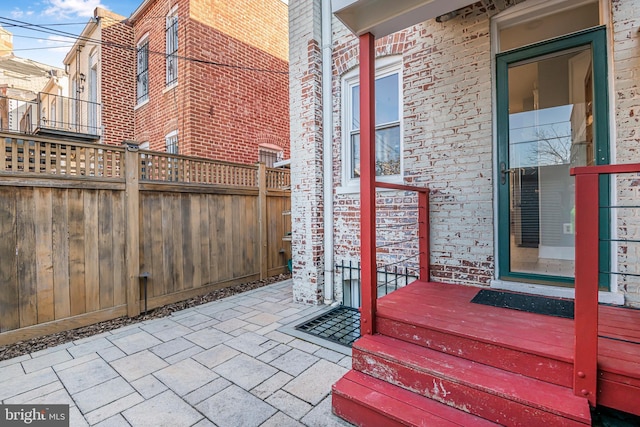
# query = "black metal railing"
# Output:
<box><xmin>0</xmin><ymin>93</ymin><xmax>101</xmax><ymax>137</ymax></box>
<box><xmin>337</xmin><ymin>260</ymin><xmax>417</xmax><ymax>308</ymax></box>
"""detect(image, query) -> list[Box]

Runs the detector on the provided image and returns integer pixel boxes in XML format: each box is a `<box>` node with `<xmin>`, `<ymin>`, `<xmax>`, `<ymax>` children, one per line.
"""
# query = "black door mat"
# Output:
<box><xmin>471</xmin><ymin>289</ymin><xmax>575</xmax><ymax>319</ymax></box>
<box><xmin>295</xmin><ymin>306</ymin><xmax>361</xmax><ymax>347</ymax></box>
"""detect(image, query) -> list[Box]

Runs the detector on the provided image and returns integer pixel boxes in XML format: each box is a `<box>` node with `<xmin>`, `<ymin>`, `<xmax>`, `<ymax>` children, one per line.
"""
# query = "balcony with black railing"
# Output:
<box><xmin>0</xmin><ymin>92</ymin><xmax>101</xmax><ymax>140</ymax></box>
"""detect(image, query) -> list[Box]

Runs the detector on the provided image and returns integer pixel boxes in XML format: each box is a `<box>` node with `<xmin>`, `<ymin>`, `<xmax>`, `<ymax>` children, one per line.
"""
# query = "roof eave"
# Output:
<box><xmin>332</xmin><ymin>0</ymin><xmax>477</xmax><ymax>38</ymax></box>
<box><xmin>129</xmin><ymin>0</ymin><xmax>155</xmax><ymax>23</ymax></box>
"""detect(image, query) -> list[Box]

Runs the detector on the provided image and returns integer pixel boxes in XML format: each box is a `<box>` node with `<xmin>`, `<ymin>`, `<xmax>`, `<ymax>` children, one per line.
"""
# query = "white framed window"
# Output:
<box><xmin>165</xmin><ymin>130</ymin><xmax>178</xmax><ymax>154</ymax></box>
<box><xmin>341</xmin><ymin>56</ymin><xmax>403</xmax><ymax>190</ymax></box>
<box><xmin>258</xmin><ymin>147</ymin><xmax>282</xmax><ymax>167</ymax></box>
<box><xmin>166</xmin><ymin>7</ymin><xmax>178</xmax><ymax>87</ymax></box>
<box><xmin>136</xmin><ymin>34</ymin><xmax>149</xmax><ymax>104</ymax></box>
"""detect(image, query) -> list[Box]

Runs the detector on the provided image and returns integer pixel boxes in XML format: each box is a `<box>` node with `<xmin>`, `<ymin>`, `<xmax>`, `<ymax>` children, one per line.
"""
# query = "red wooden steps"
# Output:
<box><xmin>376</xmin><ymin>312</ymin><xmax>574</xmax><ymax>387</ymax></box>
<box><xmin>332</xmin><ymin>370</ymin><xmax>500</xmax><ymax>427</ymax></box>
<box><xmin>351</xmin><ymin>334</ymin><xmax>591</xmax><ymax>426</ymax></box>
<box><xmin>375</xmin><ymin>282</ymin><xmax>574</xmax><ymax>388</ymax></box>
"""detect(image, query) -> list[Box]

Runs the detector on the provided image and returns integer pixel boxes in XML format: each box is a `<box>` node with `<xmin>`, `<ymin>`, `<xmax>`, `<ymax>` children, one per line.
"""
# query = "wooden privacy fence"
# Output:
<box><xmin>0</xmin><ymin>133</ymin><xmax>291</xmax><ymax>345</ymax></box>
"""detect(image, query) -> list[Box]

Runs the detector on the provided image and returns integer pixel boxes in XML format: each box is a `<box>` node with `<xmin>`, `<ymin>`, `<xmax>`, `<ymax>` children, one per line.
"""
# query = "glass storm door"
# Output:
<box><xmin>497</xmin><ymin>28</ymin><xmax>609</xmax><ymax>286</ymax></box>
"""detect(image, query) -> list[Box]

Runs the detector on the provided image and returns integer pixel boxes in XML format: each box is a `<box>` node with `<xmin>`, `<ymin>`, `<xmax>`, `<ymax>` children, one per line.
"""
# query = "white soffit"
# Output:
<box><xmin>333</xmin><ymin>0</ymin><xmax>477</xmax><ymax>37</ymax></box>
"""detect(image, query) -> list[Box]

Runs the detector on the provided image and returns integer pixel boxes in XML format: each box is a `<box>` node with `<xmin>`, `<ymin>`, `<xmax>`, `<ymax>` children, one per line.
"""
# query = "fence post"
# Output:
<box><xmin>123</xmin><ymin>141</ymin><xmax>141</xmax><ymax>317</ymax></box>
<box><xmin>258</xmin><ymin>163</ymin><xmax>268</xmax><ymax>279</ymax></box>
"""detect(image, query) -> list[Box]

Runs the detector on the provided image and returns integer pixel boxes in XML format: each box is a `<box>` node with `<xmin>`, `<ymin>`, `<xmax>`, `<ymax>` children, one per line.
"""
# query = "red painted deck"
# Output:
<box><xmin>332</xmin><ymin>280</ymin><xmax>640</xmax><ymax>426</ymax></box>
<box><xmin>597</xmin><ymin>304</ymin><xmax>640</xmax><ymax>414</ymax></box>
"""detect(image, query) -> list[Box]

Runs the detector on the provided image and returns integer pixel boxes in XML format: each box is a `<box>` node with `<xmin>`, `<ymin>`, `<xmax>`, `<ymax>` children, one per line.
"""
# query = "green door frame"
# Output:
<box><xmin>496</xmin><ymin>26</ymin><xmax>610</xmax><ymax>287</ymax></box>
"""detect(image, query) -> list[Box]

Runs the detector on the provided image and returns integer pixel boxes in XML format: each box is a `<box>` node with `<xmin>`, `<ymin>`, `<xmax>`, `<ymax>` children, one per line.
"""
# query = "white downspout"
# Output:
<box><xmin>322</xmin><ymin>0</ymin><xmax>334</xmax><ymax>304</ymax></box>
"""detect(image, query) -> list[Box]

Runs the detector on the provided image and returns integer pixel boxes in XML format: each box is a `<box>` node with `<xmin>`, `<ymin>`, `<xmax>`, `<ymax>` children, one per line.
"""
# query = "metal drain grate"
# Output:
<box><xmin>295</xmin><ymin>306</ymin><xmax>361</xmax><ymax>347</ymax></box>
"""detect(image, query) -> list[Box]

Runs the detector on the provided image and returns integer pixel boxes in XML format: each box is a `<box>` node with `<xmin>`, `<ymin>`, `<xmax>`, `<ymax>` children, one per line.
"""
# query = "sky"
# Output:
<box><xmin>0</xmin><ymin>0</ymin><xmax>139</xmax><ymax>69</ymax></box>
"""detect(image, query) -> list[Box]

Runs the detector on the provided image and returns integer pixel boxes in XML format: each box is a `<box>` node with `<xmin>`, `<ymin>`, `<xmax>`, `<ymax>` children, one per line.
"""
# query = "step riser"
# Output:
<box><xmin>353</xmin><ymin>349</ymin><xmax>588</xmax><ymax>427</ymax></box>
<box><xmin>333</xmin><ymin>370</ymin><xmax>501</xmax><ymax>427</ymax></box>
<box><xmin>332</xmin><ymin>393</ymin><xmax>406</xmax><ymax>427</ymax></box>
<box><xmin>378</xmin><ymin>317</ymin><xmax>573</xmax><ymax>387</ymax></box>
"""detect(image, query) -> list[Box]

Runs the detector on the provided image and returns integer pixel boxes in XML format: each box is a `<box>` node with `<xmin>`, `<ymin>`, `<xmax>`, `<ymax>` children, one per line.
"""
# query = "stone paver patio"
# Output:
<box><xmin>0</xmin><ymin>280</ymin><xmax>355</xmax><ymax>427</ymax></box>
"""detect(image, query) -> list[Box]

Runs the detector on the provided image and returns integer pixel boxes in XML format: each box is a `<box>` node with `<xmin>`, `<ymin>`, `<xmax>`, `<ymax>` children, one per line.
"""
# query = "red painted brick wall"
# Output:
<box><xmin>132</xmin><ymin>0</ymin><xmax>289</xmax><ymax>164</ymax></box>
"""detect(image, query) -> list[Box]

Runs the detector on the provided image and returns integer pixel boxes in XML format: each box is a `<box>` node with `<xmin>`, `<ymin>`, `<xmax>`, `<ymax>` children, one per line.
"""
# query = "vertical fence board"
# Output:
<box><xmin>209</xmin><ymin>196</ymin><xmax>221</xmax><ymax>284</ymax></box>
<box><xmin>269</xmin><ymin>196</ymin><xmax>277</xmax><ymax>272</ymax></box>
<box><xmin>84</xmin><ymin>190</ymin><xmax>100</xmax><ymax>313</ymax></box>
<box><xmin>232</xmin><ymin>196</ymin><xmax>242</xmax><ymax>278</ymax></box>
<box><xmin>44</xmin><ymin>143</ymin><xmax>51</xmax><ymax>173</ymax></box>
<box><xmin>16</xmin><ymin>189</ymin><xmax>37</xmax><ymax>327</ymax></box>
<box><xmin>112</xmin><ymin>192</ymin><xmax>126</xmax><ymax>306</ymax></box>
<box><xmin>68</xmin><ymin>189</ymin><xmax>86</xmax><ymax>316</ymax></box>
<box><xmin>240</xmin><ymin>196</ymin><xmax>251</xmax><ymax>277</ymax></box>
<box><xmin>172</xmin><ymin>195</ymin><xmax>184</xmax><ymax>292</ymax></box>
<box><xmin>266</xmin><ymin>195</ymin><xmax>282</xmax><ymax>272</ymax></box>
<box><xmin>189</xmin><ymin>196</ymin><xmax>202</xmax><ymax>289</ymax></box>
<box><xmin>0</xmin><ymin>188</ymin><xmax>18</xmax><ymax>332</ymax></box>
<box><xmin>181</xmin><ymin>195</ymin><xmax>194</xmax><ymax>290</ymax></box>
<box><xmin>98</xmin><ymin>191</ymin><xmax>114</xmax><ymax>309</ymax></box>
<box><xmin>279</xmin><ymin>196</ymin><xmax>289</xmax><ymax>270</ymax></box>
<box><xmin>34</xmin><ymin>142</ymin><xmax>41</xmax><ymax>173</ymax></box>
<box><xmin>258</xmin><ymin>165</ymin><xmax>267</xmax><ymax>279</ymax></box>
<box><xmin>219</xmin><ymin>196</ymin><xmax>232</xmax><ymax>281</ymax></box>
<box><xmin>246</xmin><ymin>196</ymin><xmax>258</xmax><ymax>275</ymax></box>
<box><xmin>179</xmin><ymin>194</ymin><xmax>195</xmax><ymax>289</ymax></box>
<box><xmin>149</xmin><ymin>194</ymin><xmax>164</xmax><ymax>297</ymax></box>
<box><xmin>34</xmin><ymin>188</ymin><xmax>54</xmax><ymax>323</ymax></box>
<box><xmin>161</xmin><ymin>195</ymin><xmax>175</xmax><ymax>295</ymax></box>
<box><xmin>0</xmin><ymin>138</ymin><xmax>6</xmax><ymax>171</ymax></box>
<box><xmin>52</xmin><ymin>190</ymin><xmax>71</xmax><ymax>320</ymax></box>
<box><xmin>199</xmin><ymin>194</ymin><xmax>210</xmax><ymax>285</ymax></box>
<box><xmin>11</xmin><ymin>139</ymin><xmax>18</xmax><ymax>171</ymax></box>
<box><xmin>139</xmin><ymin>194</ymin><xmax>152</xmax><ymax>283</ymax></box>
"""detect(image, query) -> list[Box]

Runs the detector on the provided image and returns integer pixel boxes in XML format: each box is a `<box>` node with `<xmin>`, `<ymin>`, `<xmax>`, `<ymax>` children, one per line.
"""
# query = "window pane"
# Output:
<box><xmin>350</xmin><ymin>125</ymin><xmax>401</xmax><ymax>179</ymax></box>
<box><xmin>375</xmin><ymin>74</ymin><xmax>399</xmax><ymax>125</ymax></box>
<box><xmin>375</xmin><ymin>126</ymin><xmax>400</xmax><ymax>176</ymax></box>
<box><xmin>506</xmin><ymin>47</ymin><xmax>594</xmax><ymax>278</ymax></box>
<box><xmin>136</xmin><ymin>40</ymin><xmax>149</xmax><ymax>103</ymax></box>
<box><xmin>351</xmin><ymin>85</ymin><xmax>359</xmax><ymax>130</ymax></box>
<box><xmin>166</xmin><ymin>14</ymin><xmax>178</xmax><ymax>86</ymax></box>
<box><xmin>259</xmin><ymin>149</ymin><xmax>280</xmax><ymax>167</ymax></box>
<box><xmin>166</xmin><ymin>133</ymin><xmax>178</xmax><ymax>154</ymax></box>
<box><xmin>351</xmin><ymin>133</ymin><xmax>360</xmax><ymax>178</ymax></box>
<box><xmin>351</xmin><ymin>72</ymin><xmax>399</xmax><ymax>128</ymax></box>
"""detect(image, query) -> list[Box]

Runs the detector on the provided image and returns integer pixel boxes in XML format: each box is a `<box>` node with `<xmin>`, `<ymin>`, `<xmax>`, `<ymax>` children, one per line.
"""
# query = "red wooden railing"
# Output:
<box><xmin>376</xmin><ymin>181</ymin><xmax>430</xmax><ymax>282</ymax></box>
<box><xmin>571</xmin><ymin>162</ymin><xmax>640</xmax><ymax>406</ymax></box>
<box><xmin>359</xmin><ymin>182</ymin><xmax>430</xmax><ymax>336</ymax></box>
<box><xmin>360</xmin><ymin>33</ymin><xmax>429</xmax><ymax>335</ymax></box>
<box><xmin>358</xmin><ymin>33</ymin><xmax>430</xmax><ymax>337</ymax></box>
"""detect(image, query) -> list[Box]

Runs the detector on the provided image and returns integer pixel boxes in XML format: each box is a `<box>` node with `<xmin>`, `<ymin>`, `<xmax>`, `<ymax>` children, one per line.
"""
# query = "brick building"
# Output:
<box><xmin>0</xmin><ymin>24</ymin><xmax>68</xmax><ymax>135</ymax></box>
<box><xmin>63</xmin><ymin>8</ymin><xmax>134</xmax><ymax>144</ymax></box>
<box><xmin>289</xmin><ymin>0</ymin><xmax>640</xmax><ymax>307</ymax></box>
<box><xmin>129</xmin><ymin>0</ymin><xmax>290</xmax><ymax>163</ymax></box>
